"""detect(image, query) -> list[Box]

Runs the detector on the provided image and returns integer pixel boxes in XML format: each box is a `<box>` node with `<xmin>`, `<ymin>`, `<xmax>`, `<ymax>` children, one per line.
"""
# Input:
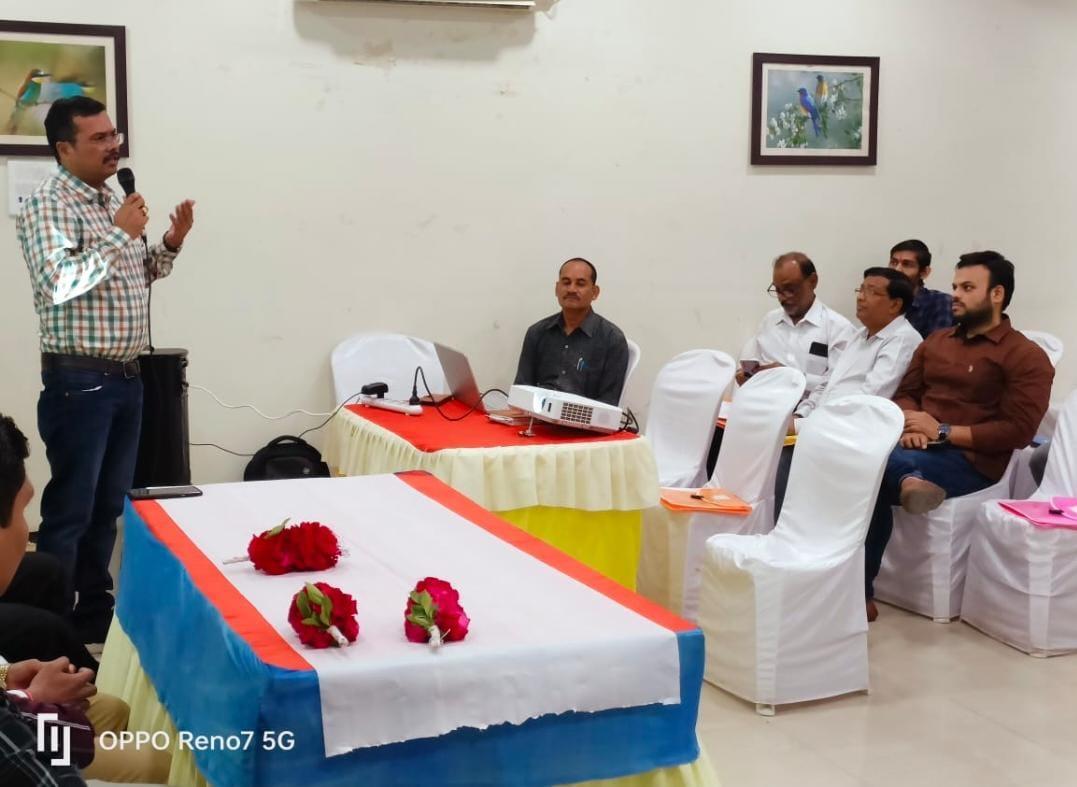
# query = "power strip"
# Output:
<box><xmin>358</xmin><ymin>395</ymin><xmax>422</xmax><ymax>416</ymax></box>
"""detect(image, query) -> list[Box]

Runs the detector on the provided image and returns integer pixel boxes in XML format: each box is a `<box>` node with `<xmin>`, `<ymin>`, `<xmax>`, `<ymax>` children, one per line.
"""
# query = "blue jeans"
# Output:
<box><xmin>864</xmin><ymin>446</ymin><xmax>992</xmax><ymax>599</ymax></box>
<box><xmin>36</xmin><ymin>366</ymin><xmax>142</xmax><ymax>638</ymax></box>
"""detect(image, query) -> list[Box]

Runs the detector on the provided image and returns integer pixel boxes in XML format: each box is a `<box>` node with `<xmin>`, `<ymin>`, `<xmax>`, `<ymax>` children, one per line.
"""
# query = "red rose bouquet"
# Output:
<box><xmin>233</xmin><ymin>519</ymin><xmax>342</xmax><ymax>575</ymax></box>
<box><xmin>404</xmin><ymin>577</ymin><xmax>470</xmax><ymax>649</ymax></box>
<box><xmin>289</xmin><ymin>582</ymin><xmax>359</xmax><ymax>648</ymax></box>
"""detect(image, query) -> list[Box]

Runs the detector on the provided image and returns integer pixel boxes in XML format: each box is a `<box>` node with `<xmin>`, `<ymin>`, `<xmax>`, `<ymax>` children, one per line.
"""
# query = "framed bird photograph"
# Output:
<box><xmin>0</xmin><ymin>20</ymin><xmax>128</xmax><ymax>157</ymax></box>
<box><xmin>750</xmin><ymin>52</ymin><xmax>879</xmax><ymax>166</ymax></box>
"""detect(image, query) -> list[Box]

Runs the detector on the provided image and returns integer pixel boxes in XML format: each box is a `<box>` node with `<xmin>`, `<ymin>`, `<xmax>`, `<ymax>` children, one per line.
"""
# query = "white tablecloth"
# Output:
<box><xmin>157</xmin><ymin>475</ymin><xmax>681</xmax><ymax>757</ymax></box>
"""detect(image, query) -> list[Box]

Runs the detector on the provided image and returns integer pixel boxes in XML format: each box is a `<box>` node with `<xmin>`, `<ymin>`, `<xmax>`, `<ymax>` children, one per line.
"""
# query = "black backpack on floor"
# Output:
<box><xmin>243</xmin><ymin>436</ymin><xmax>330</xmax><ymax>481</ymax></box>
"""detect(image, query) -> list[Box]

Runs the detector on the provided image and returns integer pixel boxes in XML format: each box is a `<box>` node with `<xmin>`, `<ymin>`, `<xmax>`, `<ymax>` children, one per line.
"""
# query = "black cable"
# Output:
<box><xmin>296</xmin><ymin>392</ymin><xmax>364</xmax><ymax>440</ymax></box>
<box><xmin>415</xmin><ymin>365</ymin><xmax>508</xmax><ymax>422</ymax></box>
<box><xmin>189</xmin><ymin>442</ymin><xmax>255</xmax><ymax>458</ymax></box>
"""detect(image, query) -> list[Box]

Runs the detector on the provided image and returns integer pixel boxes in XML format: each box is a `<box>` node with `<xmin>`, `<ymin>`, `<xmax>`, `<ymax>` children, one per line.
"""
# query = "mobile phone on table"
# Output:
<box><xmin>128</xmin><ymin>485</ymin><xmax>203</xmax><ymax>500</ymax></box>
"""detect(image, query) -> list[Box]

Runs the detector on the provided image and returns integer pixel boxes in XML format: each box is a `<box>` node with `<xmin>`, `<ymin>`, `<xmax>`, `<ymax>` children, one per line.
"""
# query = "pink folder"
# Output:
<box><xmin>998</xmin><ymin>498</ymin><xmax>1077</xmax><ymax>529</ymax></box>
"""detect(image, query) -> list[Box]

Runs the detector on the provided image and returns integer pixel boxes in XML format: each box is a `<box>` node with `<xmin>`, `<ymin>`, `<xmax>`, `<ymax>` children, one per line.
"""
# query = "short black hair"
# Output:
<box><xmin>956</xmin><ymin>250</ymin><xmax>1015</xmax><ymax>310</ymax></box>
<box><xmin>44</xmin><ymin>96</ymin><xmax>108</xmax><ymax>163</ymax></box>
<box><xmin>0</xmin><ymin>415</ymin><xmax>29</xmax><ymax>528</ymax></box>
<box><xmin>774</xmin><ymin>251</ymin><xmax>816</xmax><ymax>279</ymax></box>
<box><xmin>890</xmin><ymin>239</ymin><xmax>932</xmax><ymax>271</ymax></box>
<box><xmin>863</xmin><ymin>266</ymin><xmax>914</xmax><ymax>314</ymax></box>
<box><xmin>560</xmin><ymin>257</ymin><xmax>597</xmax><ymax>285</ymax></box>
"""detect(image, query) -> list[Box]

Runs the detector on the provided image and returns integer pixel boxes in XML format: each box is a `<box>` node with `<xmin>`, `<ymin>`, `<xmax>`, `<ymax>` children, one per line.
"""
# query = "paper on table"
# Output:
<box><xmin>660</xmin><ymin>487</ymin><xmax>752</xmax><ymax>514</ymax></box>
<box><xmin>998</xmin><ymin>499</ymin><xmax>1077</xmax><ymax>529</ymax></box>
<box><xmin>7</xmin><ymin>160</ymin><xmax>57</xmax><ymax>217</ymax></box>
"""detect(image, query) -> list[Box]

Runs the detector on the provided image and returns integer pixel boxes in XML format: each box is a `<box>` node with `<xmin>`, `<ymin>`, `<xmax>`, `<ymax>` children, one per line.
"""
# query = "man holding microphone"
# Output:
<box><xmin>16</xmin><ymin>96</ymin><xmax>195</xmax><ymax>644</ymax></box>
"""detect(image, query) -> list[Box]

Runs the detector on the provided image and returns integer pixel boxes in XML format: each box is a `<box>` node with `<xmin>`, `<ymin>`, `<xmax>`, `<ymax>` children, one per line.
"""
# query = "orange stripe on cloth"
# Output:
<box><xmin>132</xmin><ymin>500</ymin><xmax>313</xmax><ymax>672</ymax></box>
<box><xmin>344</xmin><ymin>400</ymin><xmax>637</xmax><ymax>452</ymax></box>
<box><xmin>396</xmin><ymin>471</ymin><xmax>697</xmax><ymax>634</ymax></box>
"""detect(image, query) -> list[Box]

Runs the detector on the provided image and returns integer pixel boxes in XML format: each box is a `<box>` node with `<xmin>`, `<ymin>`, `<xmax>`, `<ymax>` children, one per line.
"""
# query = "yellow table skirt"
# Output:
<box><xmin>499</xmin><ymin>507</ymin><xmax>642</xmax><ymax>591</ymax></box>
<box><xmin>97</xmin><ymin>620</ymin><xmax>718</xmax><ymax>787</ymax></box>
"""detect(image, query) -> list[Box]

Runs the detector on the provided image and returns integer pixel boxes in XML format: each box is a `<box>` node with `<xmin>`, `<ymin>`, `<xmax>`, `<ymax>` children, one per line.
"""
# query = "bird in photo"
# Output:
<box><xmin>797</xmin><ymin>87</ymin><xmax>822</xmax><ymax>137</ymax></box>
<box><xmin>814</xmin><ymin>74</ymin><xmax>829</xmax><ymax>107</ymax></box>
<box><xmin>16</xmin><ymin>69</ymin><xmax>94</xmax><ymax>107</ymax></box>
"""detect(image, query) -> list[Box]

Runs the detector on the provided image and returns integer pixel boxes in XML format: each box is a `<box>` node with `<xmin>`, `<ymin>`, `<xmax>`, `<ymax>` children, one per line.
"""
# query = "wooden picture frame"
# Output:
<box><xmin>0</xmin><ymin>20</ymin><xmax>128</xmax><ymax>157</ymax></box>
<box><xmin>751</xmin><ymin>52</ymin><xmax>879</xmax><ymax>166</ymax></box>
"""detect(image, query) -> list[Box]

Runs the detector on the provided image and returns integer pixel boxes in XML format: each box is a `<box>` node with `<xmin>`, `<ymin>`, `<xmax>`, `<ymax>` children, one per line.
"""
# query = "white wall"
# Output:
<box><xmin>2</xmin><ymin>0</ymin><xmax>1075</xmax><ymax>518</ymax></box>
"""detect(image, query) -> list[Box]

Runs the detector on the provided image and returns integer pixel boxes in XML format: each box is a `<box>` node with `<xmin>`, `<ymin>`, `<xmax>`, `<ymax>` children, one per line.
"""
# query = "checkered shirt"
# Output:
<box><xmin>17</xmin><ymin>167</ymin><xmax>176</xmax><ymax>362</ymax></box>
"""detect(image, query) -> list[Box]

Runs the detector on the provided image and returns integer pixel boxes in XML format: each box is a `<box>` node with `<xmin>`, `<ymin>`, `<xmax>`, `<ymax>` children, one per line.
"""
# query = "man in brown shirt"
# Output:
<box><xmin>864</xmin><ymin>251</ymin><xmax>1053</xmax><ymax>620</ymax></box>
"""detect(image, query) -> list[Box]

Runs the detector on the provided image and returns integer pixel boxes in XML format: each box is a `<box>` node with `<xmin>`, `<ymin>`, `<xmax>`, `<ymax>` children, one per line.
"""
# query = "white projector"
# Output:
<box><xmin>507</xmin><ymin>385</ymin><xmax>624</xmax><ymax>433</ymax></box>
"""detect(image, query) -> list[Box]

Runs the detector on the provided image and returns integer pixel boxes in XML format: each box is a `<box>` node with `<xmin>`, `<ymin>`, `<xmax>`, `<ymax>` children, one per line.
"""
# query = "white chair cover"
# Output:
<box><xmin>330</xmin><ymin>333</ymin><xmax>447</xmax><ymax>405</ymax></box>
<box><xmin>874</xmin><ymin>454</ymin><xmax>1019</xmax><ymax>622</ymax></box>
<box><xmin>620</xmin><ymin>339</ymin><xmax>642</xmax><ymax>406</ymax></box>
<box><xmin>644</xmin><ymin>350</ymin><xmax>736</xmax><ymax>488</ymax></box>
<box><xmin>963</xmin><ymin>389</ymin><xmax>1077</xmax><ymax>655</ymax></box>
<box><xmin>697</xmin><ymin>395</ymin><xmax>903</xmax><ymax>708</ymax></box>
<box><xmin>637</xmin><ymin>366</ymin><xmax>803</xmax><ymax>618</ymax></box>
<box><xmin>1021</xmin><ymin>330</ymin><xmax>1065</xmax><ymax>368</ymax></box>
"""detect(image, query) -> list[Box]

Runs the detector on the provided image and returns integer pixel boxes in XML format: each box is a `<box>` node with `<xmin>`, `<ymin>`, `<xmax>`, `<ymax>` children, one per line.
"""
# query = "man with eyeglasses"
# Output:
<box><xmin>737</xmin><ymin>252</ymin><xmax>853</xmax><ymax>393</ymax></box>
<box><xmin>769</xmin><ymin>268</ymin><xmax>922</xmax><ymax>518</ymax></box>
<box><xmin>15</xmin><ymin>96</ymin><xmax>195</xmax><ymax>645</ymax></box>
<box><xmin>706</xmin><ymin>252</ymin><xmax>853</xmax><ymax>477</ymax></box>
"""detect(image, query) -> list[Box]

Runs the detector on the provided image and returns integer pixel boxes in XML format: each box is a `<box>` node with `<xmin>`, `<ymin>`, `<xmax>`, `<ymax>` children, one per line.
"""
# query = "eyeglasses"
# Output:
<box><xmin>85</xmin><ymin>131</ymin><xmax>124</xmax><ymax>147</ymax></box>
<box><xmin>854</xmin><ymin>286</ymin><xmax>889</xmax><ymax>297</ymax></box>
<box><xmin>766</xmin><ymin>283</ymin><xmax>804</xmax><ymax>298</ymax></box>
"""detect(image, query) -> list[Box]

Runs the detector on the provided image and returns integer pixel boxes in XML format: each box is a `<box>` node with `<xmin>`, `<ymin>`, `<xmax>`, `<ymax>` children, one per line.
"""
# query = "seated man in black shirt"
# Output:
<box><xmin>514</xmin><ymin>258</ymin><xmax>629</xmax><ymax>406</ymax></box>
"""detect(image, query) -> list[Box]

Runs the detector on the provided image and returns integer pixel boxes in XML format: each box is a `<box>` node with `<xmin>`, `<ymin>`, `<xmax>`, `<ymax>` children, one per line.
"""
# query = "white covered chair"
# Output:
<box><xmin>330</xmin><ymin>333</ymin><xmax>447</xmax><ymax>406</ymax></box>
<box><xmin>962</xmin><ymin>389</ymin><xmax>1077</xmax><ymax>656</ymax></box>
<box><xmin>697</xmin><ymin>395</ymin><xmax>903</xmax><ymax>713</ymax></box>
<box><xmin>619</xmin><ymin>339</ymin><xmax>642</xmax><ymax>407</ymax></box>
<box><xmin>1022</xmin><ymin>330</ymin><xmax>1064</xmax><ymax>368</ymax></box>
<box><xmin>643</xmin><ymin>350</ymin><xmax>736</xmax><ymax>488</ymax></box>
<box><xmin>637</xmin><ymin>367</ymin><xmax>805</xmax><ymax>620</ymax></box>
<box><xmin>873</xmin><ymin>454</ymin><xmax>1020</xmax><ymax>623</ymax></box>
<box><xmin>1010</xmin><ymin>334</ymin><xmax>1063</xmax><ymax>499</ymax></box>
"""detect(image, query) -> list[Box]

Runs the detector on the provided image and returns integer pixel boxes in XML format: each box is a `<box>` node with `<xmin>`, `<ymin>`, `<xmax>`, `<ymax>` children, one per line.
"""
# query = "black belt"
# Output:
<box><xmin>41</xmin><ymin>353</ymin><xmax>140</xmax><ymax>378</ymax></box>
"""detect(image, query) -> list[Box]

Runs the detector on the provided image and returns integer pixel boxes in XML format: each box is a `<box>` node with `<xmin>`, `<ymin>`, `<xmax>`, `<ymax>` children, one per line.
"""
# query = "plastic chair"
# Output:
<box><xmin>697</xmin><ymin>395</ymin><xmax>903</xmax><ymax>714</ymax></box>
<box><xmin>330</xmin><ymin>333</ymin><xmax>447</xmax><ymax>405</ymax></box>
<box><xmin>962</xmin><ymin>389</ymin><xmax>1077</xmax><ymax>655</ymax></box>
<box><xmin>638</xmin><ymin>367</ymin><xmax>805</xmax><ymax>620</ymax></box>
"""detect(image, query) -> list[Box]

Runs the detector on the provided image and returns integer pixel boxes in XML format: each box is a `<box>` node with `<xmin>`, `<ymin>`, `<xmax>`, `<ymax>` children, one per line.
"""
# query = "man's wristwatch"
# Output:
<box><xmin>937</xmin><ymin>423</ymin><xmax>952</xmax><ymax>443</ymax></box>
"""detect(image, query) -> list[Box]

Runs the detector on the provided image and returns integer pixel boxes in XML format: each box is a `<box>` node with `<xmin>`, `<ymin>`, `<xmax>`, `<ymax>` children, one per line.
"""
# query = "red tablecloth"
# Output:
<box><xmin>344</xmin><ymin>401</ymin><xmax>637</xmax><ymax>452</ymax></box>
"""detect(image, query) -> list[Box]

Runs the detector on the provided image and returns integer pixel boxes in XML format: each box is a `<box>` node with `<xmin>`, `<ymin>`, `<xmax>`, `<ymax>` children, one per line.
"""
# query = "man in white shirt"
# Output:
<box><xmin>794</xmin><ymin>268</ymin><xmax>922</xmax><ymax>423</ymax></box>
<box><xmin>708</xmin><ymin>252</ymin><xmax>853</xmax><ymax>477</ymax></box>
<box><xmin>738</xmin><ymin>251</ymin><xmax>854</xmax><ymax>393</ymax></box>
<box><xmin>772</xmin><ymin>268</ymin><xmax>922</xmax><ymax>517</ymax></box>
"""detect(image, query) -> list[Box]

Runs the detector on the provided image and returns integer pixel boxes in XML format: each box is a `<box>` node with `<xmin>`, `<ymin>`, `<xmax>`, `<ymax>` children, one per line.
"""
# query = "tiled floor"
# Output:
<box><xmin>697</xmin><ymin>603</ymin><xmax>1077</xmax><ymax>787</ymax></box>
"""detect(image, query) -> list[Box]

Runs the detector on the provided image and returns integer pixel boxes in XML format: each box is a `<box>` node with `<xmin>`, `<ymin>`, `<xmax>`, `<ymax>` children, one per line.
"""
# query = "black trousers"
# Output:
<box><xmin>0</xmin><ymin>552</ymin><xmax>98</xmax><ymax>671</ymax></box>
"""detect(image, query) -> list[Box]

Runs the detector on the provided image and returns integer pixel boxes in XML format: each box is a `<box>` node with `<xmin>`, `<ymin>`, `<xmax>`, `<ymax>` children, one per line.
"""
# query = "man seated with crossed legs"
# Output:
<box><xmin>863</xmin><ymin>252</ymin><xmax>1054</xmax><ymax>622</ymax></box>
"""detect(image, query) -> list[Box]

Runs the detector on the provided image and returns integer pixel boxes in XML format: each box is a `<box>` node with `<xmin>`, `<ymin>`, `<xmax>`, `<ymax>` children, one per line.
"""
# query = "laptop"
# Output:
<box><xmin>432</xmin><ymin>342</ymin><xmax>486</xmax><ymax>413</ymax></box>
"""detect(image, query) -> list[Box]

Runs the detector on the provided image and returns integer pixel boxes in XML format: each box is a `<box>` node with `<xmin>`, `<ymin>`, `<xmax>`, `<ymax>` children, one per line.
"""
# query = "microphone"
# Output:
<box><xmin>117</xmin><ymin>167</ymin><xmax>136</xmax><ymax>197</ymax></box>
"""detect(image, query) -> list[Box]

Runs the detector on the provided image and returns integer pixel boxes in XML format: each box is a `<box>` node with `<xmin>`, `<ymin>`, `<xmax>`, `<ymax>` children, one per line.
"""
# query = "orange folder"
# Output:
<box><xmin>659</xmin><ymin>487</ymin><xmax>752</xmax><ymax>515</ymax></box>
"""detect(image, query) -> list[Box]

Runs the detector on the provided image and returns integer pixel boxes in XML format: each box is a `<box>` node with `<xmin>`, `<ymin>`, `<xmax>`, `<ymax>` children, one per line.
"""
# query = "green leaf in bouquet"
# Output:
<box><xmin>295</xmin><ymin>592</ymin><xmax>312</xmax><ymax>620</ymax></box>
<box><xmin>306</xmin><ymin>583</ymin><xmax>325</xmax><ymax>604</ymax></box>
<box><xmin>301</xmin><ymin>616</ymin><xmax>320</xmax><ymax>627</ymax></box>
<box><xmin>265</xmin><ymin>517</ymin><xmax>291</xmax><ymax>539</ymax></box>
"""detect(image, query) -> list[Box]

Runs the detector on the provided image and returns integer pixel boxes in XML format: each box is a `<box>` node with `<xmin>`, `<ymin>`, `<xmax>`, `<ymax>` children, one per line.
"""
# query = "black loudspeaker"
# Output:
<box><xmin>133</xmin><ymin>348</ymin><xmax>191</xmax><ymax>487</ymax></box>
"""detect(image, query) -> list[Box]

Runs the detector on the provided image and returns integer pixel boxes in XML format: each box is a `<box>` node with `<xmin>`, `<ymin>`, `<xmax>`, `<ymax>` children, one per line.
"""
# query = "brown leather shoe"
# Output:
<box><xmin>866</xmin><ymin>599</ymin><xmax>878</xmax><ymax>622</ymax></box>
<box><xmin>899</xmin><ymin>477</ymin><xmax>947</xmax><ymax>514</ymax></box>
